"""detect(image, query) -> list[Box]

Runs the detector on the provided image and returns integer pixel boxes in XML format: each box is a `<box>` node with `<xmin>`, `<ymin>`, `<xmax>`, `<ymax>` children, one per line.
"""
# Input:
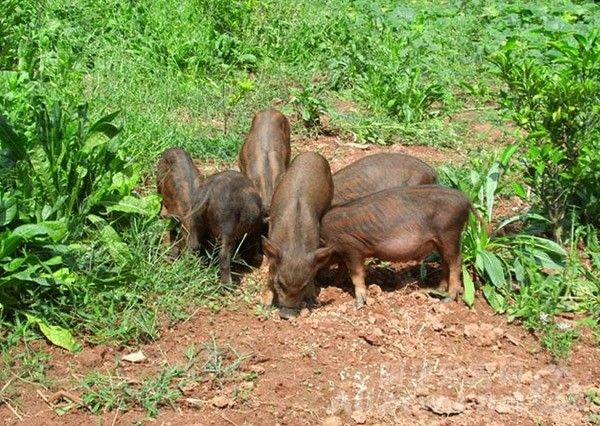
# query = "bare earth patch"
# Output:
<box><xmin>2</xmin><ymin>139</ymin><xmax>599</xmax><ymax>425</ymax></box>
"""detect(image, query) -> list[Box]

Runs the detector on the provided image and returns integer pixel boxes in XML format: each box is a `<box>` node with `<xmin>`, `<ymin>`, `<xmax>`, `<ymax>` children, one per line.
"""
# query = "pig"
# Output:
<box><xmin>194</xmin><ymin>170</ymin><xmax>264</xmax><ymax>284</ymax></box>
<box><xmin>156</xmin><ymin>147</ymin><xmax>203</xmax><ymax>258</ymax></box>
<box><xmin>239</xmin><ymin>108</ymin><xmax>291</xmax><ymax>212</ymax></box>
<box><xmin>261</xmin><ymin>152</ymin><xmax>335</xmax><ymax>318</ymax></box>
<box><xmin>332</xmin><ymin>153</ymin><xmax>437</xmax><ymax>206</ymax></box>
<box><xmin>320</xmin><ymin>185</ymin><xmax>474</xmax><ymax>308</ymax></box>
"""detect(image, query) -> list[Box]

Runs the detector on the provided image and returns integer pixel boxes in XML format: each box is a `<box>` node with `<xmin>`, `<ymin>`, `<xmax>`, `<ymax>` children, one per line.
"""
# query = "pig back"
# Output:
<box><xmin>199</xmin><ymin>170</ymin><xmax>263</xmax><ymax>238</ymax></box>
<box><xmin>239</xmin><ymin>109</ymin><xmax>291</xmax><ymax>209</ymax></box>
<box><xmin>269</xmin><ymin>152</ymin><xmax>333</xmax><ymax>224</ymax></box>
<box><xmin>240</xmin><ymin>109</ymin><xmax>290</xmax><ymax>164</ymax></box>
<box><xmin>332</xmin><ymin>153</ymin><xmax>437</xmax><ymax>206</ymax></box>
<box><xmin>322</xmin><ymin>185</ymin><xmax>471</xmax><ymax>245</ymax></box>
<box><xmin>156</xmin><ymin>147</ymin><xmax>202</xmax><ymax>216</ymax></box>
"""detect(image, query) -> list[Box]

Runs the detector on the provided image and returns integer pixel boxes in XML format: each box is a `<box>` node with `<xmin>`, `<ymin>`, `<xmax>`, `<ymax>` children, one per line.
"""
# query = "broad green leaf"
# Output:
<box><xmin>0</xmin><ymin>232</ymin><xmax>23</xmax><ymax>258</ymax></box>
<box><xmin>106</xmin><ymin>195</ymin><xmax>161</xmax><ymax>216</ymax></box>
<box><xmin>88</xmin><ymin>110</ymin><xmax>121</xmax><ymax>138</ymax></box>
<box><xmin>100</xmin><ymin>223</ymin><xmax>131</xmax><ymax>264</ymax></box>
<box><xmin>462</xmin><ymin>266</ymin><xmax>475</xmax><ymax>308</ymax></box>
<box><xmin>529</xmin><ymin>249</ymin><xmax>564</xmax><ymax>270</ymax></box>
<box><xmin>483</xmin><ymin>283</ymin><xmax>505</xmax><ymax>313</ymax></box>
<box><xmin>499</xmin><ymin>144</ymin><xmax>518</xmax><ymax>167</ymax></box>
<box><xmin>478</xmin><ymin>250</ymin><xmax>506</xmax><ymax>288</ymax></box>
<box><xmin>513</xmin><ymin>258</ymin><xmax>525</xmax><ymax>283</ymax></box>
<box><xmin>484</xmin><ymin>162</ymin><xmax>500</xmax><ymax>220</ymax></box>
<box><xmin>81</xmin><ymin>132</ymin><xmax>110</xmax><ymax>154</ymax></box>
<box><xmin>0</xmin><ymin>194</ymin><xmax>17</xmax><ymax>227</ymax></box>
<box><xmin>26</xmin><ymin>314</ymin><xmax>80</xmax><ymax>352</ymax></box>
<box><xmin>12</xmin><ymin>221</ymin><xmax>67</xmax><ymax>242</ymax></box>
<box><xmin>511</xmin><ymin>182</ymin><xmax>526</xmax><ymax>198</ymax></box>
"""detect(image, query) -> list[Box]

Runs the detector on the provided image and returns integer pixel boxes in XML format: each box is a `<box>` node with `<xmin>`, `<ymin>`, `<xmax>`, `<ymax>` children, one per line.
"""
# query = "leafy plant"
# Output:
<box><xmin>289</xmin><ymin>84</ymin><xmax>329</xmax><ymax>130</ymax></box>
<box><xmin>441</xmin><ymin>145</ymin><xmax>566</xmax><ymax>310</ymax></box>
<box><xmin>359</xmin><ymin>68</ymin><xmax>443</xmax><ymax>124</ymax></box>
<box><xmin>490</xmin><ymin>30</ymin><xmax>600</xmax><ymax>240</ymax></box>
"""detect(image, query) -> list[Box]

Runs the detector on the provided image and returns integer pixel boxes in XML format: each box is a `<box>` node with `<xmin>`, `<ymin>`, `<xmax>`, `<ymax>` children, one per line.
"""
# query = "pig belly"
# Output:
<box><xmin>371</xmin><ymin>234</ymin><xmax>437</xmax><ymax>263</ymax></box>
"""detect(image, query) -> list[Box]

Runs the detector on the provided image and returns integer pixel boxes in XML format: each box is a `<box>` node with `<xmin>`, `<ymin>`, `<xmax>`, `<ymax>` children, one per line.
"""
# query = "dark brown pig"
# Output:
<box><xmin>156</xmin><ymin>147</ymin><xmax>203</xmax><ymax>258</ymax></box>
<box><xmin>332</xmin><ymin>153</ymin><xmax>437</xmax><ymax>206</ymax></box>
<box><xmin>321</xmin><ymin>185</ymin><xmax>474</xmax><ymax>308</ymax></box>
<box><xmin>239</xmin><ymin>108</ymin><xmax>291</xmax><ymax>212</ymax></box>
<box><xmin>261</xmin><ymin>152</ymin><xmax>335</xmax><ymax>318</ymax></box>
<box><xmin>195</xmin><ymin>171</ymin><xmax>264</xmax><ymax>284</ymax></box>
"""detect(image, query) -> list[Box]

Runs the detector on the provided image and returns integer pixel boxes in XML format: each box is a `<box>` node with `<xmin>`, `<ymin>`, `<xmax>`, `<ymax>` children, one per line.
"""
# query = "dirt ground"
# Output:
<box><xmin>2</xmin><ymin>130</ymin><xmax>599</xmax><ymax>426</ymax></box>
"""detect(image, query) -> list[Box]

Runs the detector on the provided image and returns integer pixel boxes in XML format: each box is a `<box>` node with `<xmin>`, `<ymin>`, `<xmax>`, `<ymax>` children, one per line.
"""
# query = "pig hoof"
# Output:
<box><xmin>278</xmin><ymin>307</ymin><xmax>299</xmax><ymax>320</ymax></box>
<box><xmin>305</xmin><ymin>297</ymin><xmax>321</xmax><ymax>308</ymax></box>
<box><xmin>355</xmin><ymin>297</ymin><xmax>367</xmax><ymax>310</ymax></box>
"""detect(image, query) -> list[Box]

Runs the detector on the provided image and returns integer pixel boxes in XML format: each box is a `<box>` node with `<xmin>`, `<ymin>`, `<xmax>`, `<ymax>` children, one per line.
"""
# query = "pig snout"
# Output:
<box><xmin>278</xmin><ymin>306</ymin><xmax>300</xmax><ymax>320</ymax></box>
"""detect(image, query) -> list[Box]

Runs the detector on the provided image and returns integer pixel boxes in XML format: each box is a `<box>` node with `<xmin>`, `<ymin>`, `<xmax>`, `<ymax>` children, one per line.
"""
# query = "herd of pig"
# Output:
<box><xmin>156</xmin><ymin>109</ymin><xmax>476</xmax><ymax>318</ymax></box>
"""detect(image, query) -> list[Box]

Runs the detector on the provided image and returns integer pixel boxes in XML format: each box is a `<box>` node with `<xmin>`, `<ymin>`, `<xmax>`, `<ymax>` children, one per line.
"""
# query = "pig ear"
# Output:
<box><xmin>261</xmin><ymin>236</ymin><xmax>281</xmax><ymax>263</ymax></box>
<box><xmin>313</xmin><ymin>246</ymin><xmax>334</xmax><ymax>269</ymax></box>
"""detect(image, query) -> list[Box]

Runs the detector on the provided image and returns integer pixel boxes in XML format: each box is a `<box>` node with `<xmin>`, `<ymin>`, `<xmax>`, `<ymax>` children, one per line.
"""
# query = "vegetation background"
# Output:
<box><xmin>0</xmin><ymin>0</ymin><xmax>599</xmax><ymax>418</ymax></box>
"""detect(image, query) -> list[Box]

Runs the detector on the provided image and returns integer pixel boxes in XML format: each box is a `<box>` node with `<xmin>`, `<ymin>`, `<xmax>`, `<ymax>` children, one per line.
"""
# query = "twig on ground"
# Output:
<box><xmin>219</xmin><ymin>413</ymin><xmax>240</xmax><ymax>426</ymax></box>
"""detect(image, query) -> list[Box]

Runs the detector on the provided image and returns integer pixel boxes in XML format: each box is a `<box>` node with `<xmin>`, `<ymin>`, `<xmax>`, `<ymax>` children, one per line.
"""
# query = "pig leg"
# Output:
<box><xmin>438</xmin><ymin>257</ymin><xmax>450</xmax><ymax>292</ymax></box>
<box><xmin>440</xmin><ymin>239</ymin><xmax>462</xmax><ymax>301</ymax></box>
<box><xmin>185</xmin><ymin>218</ymin><xmax>201</xmax><ymax>253</ymax></box>
<box><xmin>218</xmin><ymin>232</ymin><xmax>233</xmax><ymax>284</ymax></box>
<box><xmin>346</xmin><ymin>255</ymin><xmax>367</xmax><ymax>309</ymax></box>
<box><xmin>261</xmin><ymin>280</ymin><xmax>275</xmax><ymax>306</ymax></box>
<box><xmin>304</xmin><ymin>281</ymin><xmax>320</xmax><ymax>307</ymax></box>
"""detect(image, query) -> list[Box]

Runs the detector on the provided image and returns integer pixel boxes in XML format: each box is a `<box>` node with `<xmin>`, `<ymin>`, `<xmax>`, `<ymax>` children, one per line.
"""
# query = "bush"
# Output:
<box><xmin>490</xmin><ymin>30</ymin><xmax>600</xmax><ymax>240</ymax></box>
<box><xmin>441</xmin><ymin>145</ymin><xmax>566</xmax><ymax>311</ymax></box>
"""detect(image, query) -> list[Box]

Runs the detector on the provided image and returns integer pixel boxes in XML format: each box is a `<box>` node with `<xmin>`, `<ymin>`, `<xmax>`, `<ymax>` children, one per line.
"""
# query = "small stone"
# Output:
<box><xmin>351</xmin><ymin>410</ymin><xmax>367</xmax><ymax>424</ymax></box>
<box><xmin>121</xmin><ymin>350</ymin><xmax>147</xmax><ymax>363</ymax></box>
<box><xmin>465</xmin><ymin>394</ymin><xmax>479</xmax><ymax>404</ymax></box>
<box><xmin>322</xmin><ymin>416</ymin><xmax>343</xmax><ymax>426</ymax></box>
<box><xmin>464</xmin><ymin>323</ymin><xmax>479</xmax><ymax>338</ymax></box>
<box><xmin>415</xmin><ymin>387</ymin><xmax>429</xmax><ymax>397</ymax></box>
<box><xmin>513</xmin><ymin>391</ymin><xmax>525</xmax><ymax>402</ymax></box>
<box><xmin>431</xmin><ymin>318</ymin><xmax>444</xmax><ymax>332</ymax></box>
<box><xmin>493</xmin><ymin>327</ymin><xmax>505</xmax><ymax>338</ymax></box>
<box><xmin>445</xmin><ymin>325</ymin><xmax>459</xmax><ymax>336</ymax></box>
<box><xmin>485</xmin><ymin>362</ymin><xmax>498</xmax><ymax>374</ymax></box>
<box><xmin>211</xmin><ymin>395</ymin><xmax>233</xmax><ymax>408</ymax></box>
<box><xmin>368</xmin><ymin>315</ymin><xmax>376</xmax><ymax>324</ymax></box>
<box><xmin>495</xmin><ymin>402</ymin><xmax>511</xmax><ymax>414</ymax></box>
<box><xmin>240</xmin><ymin>381</ymin><xmax>254</xmax><ymax>391</ymax></box>
<box><xmin>300</xmin><ymin>308</ymin><xmax>310</xmax><ymax>318</ymax></box>
<box><xmin>368</xmin><ymin>284</ymin><xmax>383</xmax><ymax>297</ymax></box>
<box><xmin>338</xmin><ymin>304</ymin><xmax>348</xmax><ymax>313</ymax></box>
<box><xmin>432</xmin><ymin>303</ymin><xmax>449</xmax><ymax>314</ymax></box>
<box><xmin>413</xmin><ymin>292</ymin><xmax>425</xmax><ymax>300</ymax></box>
<box><xmin>425</xmin><ymin>395</ymin><xmax>465</xmax><ymax>415</ymax></box>
<box><xmin>520</xmin><ymin>371</ymin><xmax>534</xmax><ymax>385</ymax></box>
<box><xmin>249</xmin><ymin>365</ymin><xmax>266</xmax><ymax>375</ymax></box>
<box><xmin>411</xmin><ymin>404</ymin><xmax>421</xmax><ymax>416</ymax></box>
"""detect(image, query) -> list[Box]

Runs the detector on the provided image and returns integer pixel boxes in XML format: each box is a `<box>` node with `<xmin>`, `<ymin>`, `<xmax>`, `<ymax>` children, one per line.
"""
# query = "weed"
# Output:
<box><xmin>289</xmin><ymin>84</ymin><xmax>329</xmax><ymax>130</ymax></box>
<box><xmin>490</xmin><ymin>30</ymin><xmax>600</xmax><ymax>239</ymax></box>
<box><xmin>201</xmin><ymin>336</ymin><xmax>252</xmax><ymax>387</ymax></box>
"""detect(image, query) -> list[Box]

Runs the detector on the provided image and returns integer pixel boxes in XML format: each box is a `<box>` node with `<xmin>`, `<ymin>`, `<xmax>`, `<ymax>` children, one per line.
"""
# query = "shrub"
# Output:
<box><xmin>490</xmin><ymin>30</ymin><xmax>600</xmax><ymax>240</ymax></box>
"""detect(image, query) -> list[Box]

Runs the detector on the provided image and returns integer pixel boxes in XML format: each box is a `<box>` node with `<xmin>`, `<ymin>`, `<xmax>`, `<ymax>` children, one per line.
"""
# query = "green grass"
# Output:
<box><xmin>76</xmin><ymin>339</ymin><xmax>252</xmax><ymax>417</ymax></box>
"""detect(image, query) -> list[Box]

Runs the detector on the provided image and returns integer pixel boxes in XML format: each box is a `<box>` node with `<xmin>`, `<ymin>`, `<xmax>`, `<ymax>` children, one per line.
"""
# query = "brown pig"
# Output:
<box><xmin>332</xmin><ymin>153</ymin><xmax>437</xmax><ymax>206</ymax></box>
<box><xmin>261</xmin><ymin>152</ymin><xmax>335</xmax><ymax>318</ymax></box>
<box><xmin>239</xmin><ymin>108</ymin><xmax>291</xmax><ymax>212</ymax></box>
<box><xmin>195</xmin><ymin>170</ymin><xmax>264</xmax><ymax>284</ymax></box>
<box><xmin>156</xmin><ymin>147</ymin><xmax>203</xmax><ymax>258</ymax></box>
<box><xmin>320</xmin><ymin>185</ymin><xmax>474</xmax><ymax>308</ymax></box>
